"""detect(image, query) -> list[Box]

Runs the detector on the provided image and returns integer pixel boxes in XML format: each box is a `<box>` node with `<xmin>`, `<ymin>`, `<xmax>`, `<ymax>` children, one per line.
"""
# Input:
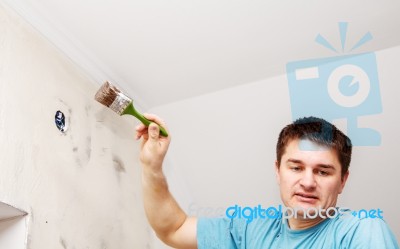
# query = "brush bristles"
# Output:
<box><xmin>95</xmin><ymin>81</ymin><xmax>120</xmax><ymax>107</ymax></box>
<box><xmin>95</xmin><ymin>81</ymin><xmax>132</xmax><ymax>115</ymax></box>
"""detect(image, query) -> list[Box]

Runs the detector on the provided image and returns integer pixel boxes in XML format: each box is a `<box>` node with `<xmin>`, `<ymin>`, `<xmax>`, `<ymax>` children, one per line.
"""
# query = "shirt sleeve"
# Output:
<box><xmin>197</xmin><ymin>217</ymin><xmax>247</xmax><ymax>249</ymax></box>
<box><xmin>346</xmin><ymin>218</ymin><xmax>399</xmax><ymax>249</ymax></box>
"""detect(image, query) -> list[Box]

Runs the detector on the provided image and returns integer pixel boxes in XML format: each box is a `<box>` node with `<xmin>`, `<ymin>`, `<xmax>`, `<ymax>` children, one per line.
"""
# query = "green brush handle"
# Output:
<box><xmin>122</xmin><ymin>102</ymin><xmax>169</xmax><ymax>137</ymax></box>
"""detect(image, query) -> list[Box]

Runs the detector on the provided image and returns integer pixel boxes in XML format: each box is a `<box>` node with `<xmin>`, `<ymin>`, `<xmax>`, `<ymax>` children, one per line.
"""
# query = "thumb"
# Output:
<box><xmin>148</xmin><ymin>122</ymin><xmax>160</xmax><ymax>142</ymax></box>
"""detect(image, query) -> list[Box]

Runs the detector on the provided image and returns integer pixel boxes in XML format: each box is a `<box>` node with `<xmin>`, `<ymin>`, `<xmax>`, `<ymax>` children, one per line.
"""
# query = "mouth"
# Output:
<box><xmin>294</xmin><ymin>193</ymin><xmax>319</xmax><ymax>203</ymax></box>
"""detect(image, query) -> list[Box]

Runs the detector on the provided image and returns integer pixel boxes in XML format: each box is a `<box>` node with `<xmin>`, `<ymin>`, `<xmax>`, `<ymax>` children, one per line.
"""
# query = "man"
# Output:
<box><xmin>135</xmin><ymin>114</ymin><xmax>399</xmax><ymax>248</ymax></box>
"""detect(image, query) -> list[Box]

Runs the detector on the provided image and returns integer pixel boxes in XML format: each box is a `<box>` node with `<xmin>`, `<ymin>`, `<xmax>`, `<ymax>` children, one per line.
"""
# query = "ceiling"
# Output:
<box><xmin>2</xmin><ymin>0</ymin><xmax>400</xmax><ymax>108</ymax></box>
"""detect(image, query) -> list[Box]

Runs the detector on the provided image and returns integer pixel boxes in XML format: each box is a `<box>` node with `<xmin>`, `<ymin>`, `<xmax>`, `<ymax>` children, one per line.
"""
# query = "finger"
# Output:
<box><xmin>143</xmin><ymin>113</ymin><xmax>168</xmax><ymax>131</ymax></box>
<box><xmin>135</xmin><ymin>123</ymin><xmax>148</xmax><ymax>140</ymax></box>
<box><xmin>135</xmin><ymin>132</ymin><xmax>142</xmax><ymax>140</ymax></box>
<box><xmin>147</xmin><ymin>122</ymin><xmax>160</xmax><ymax>144</ymax></box>
<box><xmin>140</xmin><ymin>133</ymin><xmax>149</xmax><ymax>149</ymax></box>
<box><xmin>135</xmin><ymin>128</ymin><xmax>148</xmax><ymax>140</ymax></box>
<box><xmin>142</xmin><ymin>113</ymin><xmax>164</xmax><ymax>124</ymax></box>
<box><xmin>136</xmin><ymin>123</ymin><xmax>145</xmax><ymax>130</ymax></box>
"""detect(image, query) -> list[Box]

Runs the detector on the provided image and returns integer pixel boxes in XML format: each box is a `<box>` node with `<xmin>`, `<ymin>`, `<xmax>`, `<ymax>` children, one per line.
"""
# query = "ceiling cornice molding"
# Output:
<box><xmin>0</xmin><ymin>0</ymin><xmax>149</xmax><ymax>110</ymax></box>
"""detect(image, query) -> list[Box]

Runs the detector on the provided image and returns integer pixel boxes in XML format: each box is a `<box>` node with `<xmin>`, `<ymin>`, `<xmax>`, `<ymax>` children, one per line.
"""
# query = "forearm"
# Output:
<box><xmin>136</xmin><ymin>117</ymin><xmax>197</xmax><ymax>248</ymax></box>
<box><xmin>142</xmin><ymin>165</ymin><xmax>187</xmax><ymax>241</ymax></box>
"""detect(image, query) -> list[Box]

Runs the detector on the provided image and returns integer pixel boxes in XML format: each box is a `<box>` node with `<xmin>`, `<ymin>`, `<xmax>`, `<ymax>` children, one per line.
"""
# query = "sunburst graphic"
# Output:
<box><xmin>315</xmin><ymin>22</ymin><xmax>373</xmax><ymax>53</ymax></box>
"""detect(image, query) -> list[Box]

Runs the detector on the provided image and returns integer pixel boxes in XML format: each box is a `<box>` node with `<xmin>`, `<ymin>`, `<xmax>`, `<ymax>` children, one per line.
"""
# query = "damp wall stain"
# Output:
<box><xmin>86</xmin><ymin>136</ymin><xmax>92</xmax><ymax>159</ymax></box>
<box><xmin>60</xmin><ymin>237</ymin><xmax>67</xmax><ymax>249</ymax></box>
<box><xmin>85</xmin><ymin>105</ymin><xmax>91</xmax><ymax>117</ymax></box>
<box><xmin>0</xmin><ymin>4</ymin><xmax>153</xmax><ymax>248</ymax></box>
<box><xmin>112</xmin><ymin>155</ymin><xmax>126</xmax><ymax>173</ymax></box>
<box><xmin>112</xmin><ymin>155</ymin><xmax>127</xmax><ymax>183</ymax></box>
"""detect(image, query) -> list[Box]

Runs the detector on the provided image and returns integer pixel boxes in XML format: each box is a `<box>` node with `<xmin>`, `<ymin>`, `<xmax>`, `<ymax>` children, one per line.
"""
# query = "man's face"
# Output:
<box><xmin>275</xmin><ymin>139</ymin><xmax>349</xmax><ymax>214</ymax></box>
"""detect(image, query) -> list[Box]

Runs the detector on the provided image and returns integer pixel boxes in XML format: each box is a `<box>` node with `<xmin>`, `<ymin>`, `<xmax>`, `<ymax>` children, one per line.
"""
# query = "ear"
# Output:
<box><xmin>275</xmin><ymin>161</ymin><xmax>280</xmax><ymax>185</ymax></box>
<box><xmin>338</xmin><ymin>170</ymin><xmax>349</xmax><ymax>194</ymax></box>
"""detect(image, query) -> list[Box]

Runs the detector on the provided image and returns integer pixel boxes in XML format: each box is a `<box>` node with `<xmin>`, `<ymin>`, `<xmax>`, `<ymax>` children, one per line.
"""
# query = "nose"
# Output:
<box><xmin>299</xmin><ymin>170</ymin><xmax>316</xmax><ymax>190</ymax></box>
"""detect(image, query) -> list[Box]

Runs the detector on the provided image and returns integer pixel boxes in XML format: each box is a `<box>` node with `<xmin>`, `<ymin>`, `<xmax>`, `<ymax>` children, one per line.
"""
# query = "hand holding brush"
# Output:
<box><xmin>94</xmin><ymin>81</ymin><xmax>169</xmax><ymax>137</ymax></box>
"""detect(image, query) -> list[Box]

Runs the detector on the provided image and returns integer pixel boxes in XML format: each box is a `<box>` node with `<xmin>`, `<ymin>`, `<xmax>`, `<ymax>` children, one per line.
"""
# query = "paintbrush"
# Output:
<box><xmin>94</xmin><ymin>81</ymin><xmax>168</xmax><ymax>137</ymax></box>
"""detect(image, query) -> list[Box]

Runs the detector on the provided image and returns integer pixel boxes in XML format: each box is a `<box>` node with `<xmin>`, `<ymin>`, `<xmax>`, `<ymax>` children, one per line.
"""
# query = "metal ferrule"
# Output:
<box><xmin>109</xmin><ymin>93</ymin><xmax>132</xmax><ymax>115</ymax></box>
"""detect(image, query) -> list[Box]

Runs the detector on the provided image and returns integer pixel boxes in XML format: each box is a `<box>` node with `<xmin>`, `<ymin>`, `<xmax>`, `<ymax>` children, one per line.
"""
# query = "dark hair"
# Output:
<box><xmin>276</xmin><ymin>117</ymin><xmax>352</xmax><ymax>178</ymax></box>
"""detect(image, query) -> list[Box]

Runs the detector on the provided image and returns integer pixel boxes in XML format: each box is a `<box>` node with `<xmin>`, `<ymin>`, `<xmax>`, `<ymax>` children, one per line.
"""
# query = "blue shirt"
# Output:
<box><xmin>197</xmin><ymin>211</ymin><xmax>399</xmax><ymax>248</ymax></box>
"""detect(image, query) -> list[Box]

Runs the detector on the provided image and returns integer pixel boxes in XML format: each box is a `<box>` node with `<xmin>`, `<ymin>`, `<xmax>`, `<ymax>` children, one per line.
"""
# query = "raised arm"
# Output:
<box><xmin>136</xmin><ymin>114</ymin><xmax>197</xmax><ymax>249</ymax></box>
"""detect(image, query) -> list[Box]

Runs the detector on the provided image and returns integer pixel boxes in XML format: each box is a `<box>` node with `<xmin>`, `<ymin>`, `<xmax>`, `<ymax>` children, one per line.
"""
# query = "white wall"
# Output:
<box><xmin>2</xmin><ymin>1</ymin><xmax>399</xmax><ymax>248</ymax></box>
<box><xmin>151</xmin><ymin>45</ymin><xmax>400</xmax><ymax>246</ymax></box>
<box><xmin>0</xmin><ymin>4</ymin><xmax>153</xmax><ymax>248</ymax></box>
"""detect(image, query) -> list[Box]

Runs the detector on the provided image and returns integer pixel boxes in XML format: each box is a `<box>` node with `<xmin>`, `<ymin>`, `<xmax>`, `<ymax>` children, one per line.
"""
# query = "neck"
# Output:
<box><xmin>287</xmin><ymin>216</ymin><xmax>325</xmax><ymax>230</ymax></box>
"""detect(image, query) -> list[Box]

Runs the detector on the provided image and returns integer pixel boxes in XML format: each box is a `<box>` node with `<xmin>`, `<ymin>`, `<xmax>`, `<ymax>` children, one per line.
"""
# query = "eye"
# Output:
<box><xmin>291</xmin><ymin>166</ymin><xmax>301</xmax><ymax>172</ymax></box>
<box><xmin>318</xmin><ymin>170</ymin><xmax>329</xmax><ymax>176</ymax></box>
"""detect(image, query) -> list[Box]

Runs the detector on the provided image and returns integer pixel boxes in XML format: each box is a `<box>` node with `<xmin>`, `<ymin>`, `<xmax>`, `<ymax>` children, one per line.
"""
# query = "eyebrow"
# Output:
<box><xmin>286</xmin><ymin>159</ymin><xmax>303</xmax><ymax>164</ymax></box>
<box><xmin>286</xmin><ymin>159</ymin><xmax>336</xmax><ymax>171</ymax></box>
<box><xmin>317</xmin><ymin>164</ymin><xmax>336</xmax><ymax>170</ymax></box>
